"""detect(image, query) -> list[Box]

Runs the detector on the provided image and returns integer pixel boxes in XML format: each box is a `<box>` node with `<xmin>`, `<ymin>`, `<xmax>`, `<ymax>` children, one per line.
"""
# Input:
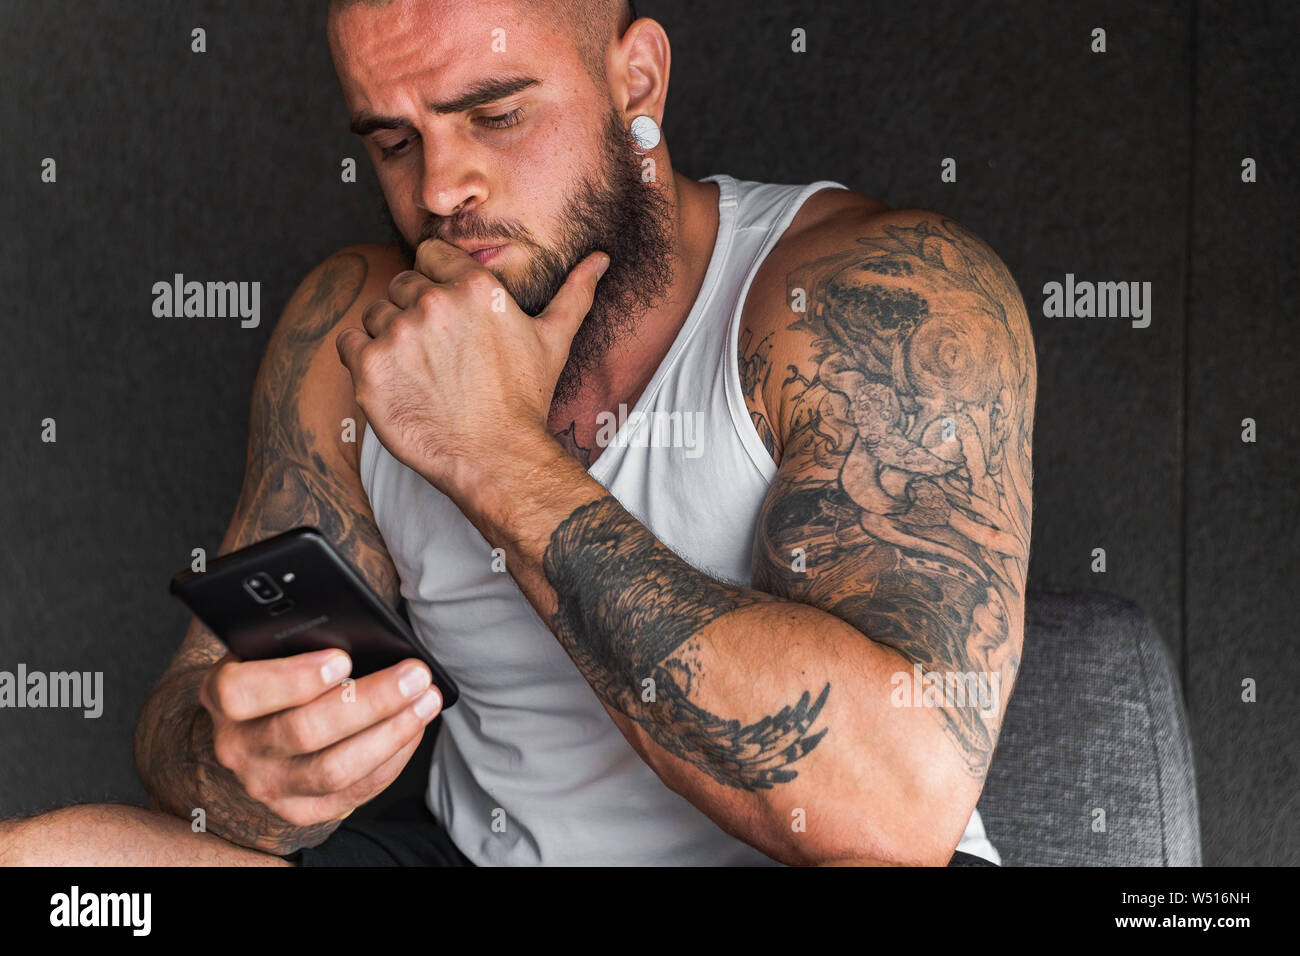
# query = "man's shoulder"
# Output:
<box><xmin>749</xmin><ymin>197</ymin><xmax>1020</xmax><ymax>333</ymax></box>
<box><xmin>269</xmin><ymin>242</ymin><xmax>409</xmax><ymax>476</ymax></box>
<box><xmin>275</xmin><ymin>242</ymin><xmax>407</xmax><ymax>345</ymax></box>
<box><xmin>743</xmin><ymin>190</ymin><xmax>895</xmax><ymax>356</ymax></box>
<box><xmin>286</xmin><ymin>242</ymin><xmax>408</xmax><ymax>320</ymax></box>
<box><xmin>740</xmin><ymin>198</ymin><xmax>1032</xmax><ymax>455</ymax></box>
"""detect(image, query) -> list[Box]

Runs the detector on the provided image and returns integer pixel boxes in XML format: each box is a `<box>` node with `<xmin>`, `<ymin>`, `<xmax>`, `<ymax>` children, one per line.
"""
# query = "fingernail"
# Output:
<box><xmin>399</xmin><ymin>664</ymin><xmax>432</xmax><ymax>698</ymax></box>
<box><xmin>321</xmin><ymin>654</ymin><xmax>351</xmax><ymax>685</ymax></box>
<box><xmin>596</xmin><ymin>254</ymin><xmax>610</xmax><ymax>278</ymax></box>
<box><xmin>414</xmin><ymin>688</ymin><xmax>442</xmax><ymax>718</ymax></box>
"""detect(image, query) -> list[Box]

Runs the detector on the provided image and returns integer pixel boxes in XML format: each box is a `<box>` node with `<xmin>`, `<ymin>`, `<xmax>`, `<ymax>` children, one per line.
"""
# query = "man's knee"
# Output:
<box><xmin>0</xmin><ymin>803</ymin><xmax>292</xmax><ymax>866</ymax></box>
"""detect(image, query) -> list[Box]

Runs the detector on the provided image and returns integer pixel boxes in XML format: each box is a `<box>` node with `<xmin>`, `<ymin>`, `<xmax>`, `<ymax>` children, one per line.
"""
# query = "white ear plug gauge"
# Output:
<box><xmin>630</xmin><ymin>114</ymin><xmax>661</xmax><ymax>152</ymax></box>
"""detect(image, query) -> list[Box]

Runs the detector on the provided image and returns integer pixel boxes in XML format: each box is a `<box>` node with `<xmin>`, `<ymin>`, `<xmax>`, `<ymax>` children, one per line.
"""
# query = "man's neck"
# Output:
<box><xmin>547</xmin><ymin>171</ymin><xmax>721</xmax><ymax>466</ymax></box>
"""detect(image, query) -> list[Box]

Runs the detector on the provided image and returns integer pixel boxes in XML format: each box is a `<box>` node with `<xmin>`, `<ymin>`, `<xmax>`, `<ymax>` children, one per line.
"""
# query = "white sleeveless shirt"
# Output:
<box><xmin>360</xmin><ymin>173</ymin><xmax>1000</xmax><ymax>865</ymax></box>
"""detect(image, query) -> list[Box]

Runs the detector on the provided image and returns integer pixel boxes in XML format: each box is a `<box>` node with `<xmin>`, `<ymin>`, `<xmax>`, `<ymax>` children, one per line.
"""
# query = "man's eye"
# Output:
<box><xmin>476</xmin><ymin>108</ymin><xmax>524</xmax><ymax>130</ymax></box>
<box><xmin>379</xmin><ymin>136</ymin><xmax>415</xmax><ymax>159</ymax></box>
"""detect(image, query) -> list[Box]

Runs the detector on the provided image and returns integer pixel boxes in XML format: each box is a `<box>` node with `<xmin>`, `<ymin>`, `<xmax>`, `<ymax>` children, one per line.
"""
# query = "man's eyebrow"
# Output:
<box><xmin>348</xmin><ymin>75</ymin><xmax>542</xmax><ymax>136</ymax></box>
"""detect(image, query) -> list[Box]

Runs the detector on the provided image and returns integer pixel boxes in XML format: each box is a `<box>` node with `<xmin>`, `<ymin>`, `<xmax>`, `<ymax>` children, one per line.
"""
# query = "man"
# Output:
<box><xmin>1</xmin><ymin>0</ymin><xmax>1034</xmax><ymax>866</ymax></box>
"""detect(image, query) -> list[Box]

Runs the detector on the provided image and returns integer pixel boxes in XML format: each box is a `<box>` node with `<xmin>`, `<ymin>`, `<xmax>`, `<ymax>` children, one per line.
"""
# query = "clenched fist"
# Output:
<box><xmin>336</xmin><ymin>238</ymin><xmax>609</xmax><ymax>503</ymax></box>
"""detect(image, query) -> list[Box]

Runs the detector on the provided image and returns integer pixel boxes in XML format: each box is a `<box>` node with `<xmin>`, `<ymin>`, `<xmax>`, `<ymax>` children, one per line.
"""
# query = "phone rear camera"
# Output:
<box><xmin>243</xmin><ymin>572</ymin><xmax>284</xmax><ymax>605</ymax></box>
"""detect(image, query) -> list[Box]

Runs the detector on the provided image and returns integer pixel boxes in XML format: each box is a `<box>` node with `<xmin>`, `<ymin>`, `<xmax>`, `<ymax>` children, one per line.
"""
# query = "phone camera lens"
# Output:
<box><xmin>242</xmin><ymin>571</ymin><xmax>284</xmax><ymax>605</ymax></box>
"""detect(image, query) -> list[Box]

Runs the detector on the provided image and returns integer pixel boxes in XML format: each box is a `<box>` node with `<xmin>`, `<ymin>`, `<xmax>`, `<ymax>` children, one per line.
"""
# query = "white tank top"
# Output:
<box><xmin>360</xmin><ymin>173</ymin><xmax>1000</xmax><ymax>865</ymax></box>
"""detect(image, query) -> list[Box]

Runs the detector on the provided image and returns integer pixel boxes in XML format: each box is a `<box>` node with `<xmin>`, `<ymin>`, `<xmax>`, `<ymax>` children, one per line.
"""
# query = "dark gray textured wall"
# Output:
<box><xmin>1185</xmin><ymin>3</ymin><xmax>1299</xmax><ymax>866</ymax></box>
<box><xmin>0</xmin><ymin>0</ymin><xmax>1294</xmax><ymax>864</ymax></box>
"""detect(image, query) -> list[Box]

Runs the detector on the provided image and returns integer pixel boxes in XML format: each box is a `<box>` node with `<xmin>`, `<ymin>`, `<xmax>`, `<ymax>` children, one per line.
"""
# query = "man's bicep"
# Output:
<box><xmin>749</xmin><ymin>211</ymin><xmax>1036</xmax><ymax>776</ymax></box>
<box><xmin>228</xmin><ymin>247</ymin><xmax>403</xmax><ymax>605</ymax></box>
<box><xmin>161</xmin><ymin>248</ymin><xmax>403</xmax><ymax>685</ymax></box>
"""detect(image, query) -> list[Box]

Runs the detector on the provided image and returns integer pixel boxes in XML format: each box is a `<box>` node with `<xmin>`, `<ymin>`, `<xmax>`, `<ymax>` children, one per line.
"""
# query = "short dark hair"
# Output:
<box><xmin>511</xmin><ymin>1</ymin><xmax>639</xmax><ymax>86</ymax></box>
<box><xmin>328</xmin><ymin>0</ymin><xmax>639</xmax><ymax>87</ymax></box>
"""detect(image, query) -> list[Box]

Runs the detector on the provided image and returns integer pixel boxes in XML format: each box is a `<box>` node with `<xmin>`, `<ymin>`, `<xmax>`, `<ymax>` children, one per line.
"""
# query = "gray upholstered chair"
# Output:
<box><xmin>977</xmin><ymin>588</ymin><xmax>1201</xmax><ymax>865</ymax></box>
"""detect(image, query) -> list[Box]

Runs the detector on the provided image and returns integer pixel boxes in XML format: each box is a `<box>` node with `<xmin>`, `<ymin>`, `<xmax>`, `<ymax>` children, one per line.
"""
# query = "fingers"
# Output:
<box><xmin>279</xmin><ymin>680</ymin><xmax>441</xmax><ymax>797</ymax></box>
<box><xmin>360</xmin><ymin>296</ymin><xmax>401</xmax><ymax>337</ymax></box>
<box><xmin>202</xmin><ymin>649</ymin><xmax>353</xmax><ymax>722</ymax></box>
<box><xmin>354</xmin><ymin>245</ymin><xmax>608</xmax><ymax>346</ymax></box>
<box><xmin>336</xmin><ymin>325</ymin><xmax>369</xmax><ymax>375</ymax></box>
<box><xmin>253</xmin><ymin>659</ymin><xmax>437</xmax><ymax>758</ymax></box>
<box><xmin>207</xmin><ymin>656</ymin><xmax>444</xmax><ymax>828</ymax></box>
<box><xmin>385</xmin><ymin>269</ymin><xmax>435</xmax><ymax>311</ymax></box>
<box><xmin>263</xmin><ymin>731</ymin><xmax>427</xmax><ymax>828</ymax></box>
<box><xmin>335</xmin><ymin>242</ymin><xmax>609</xmax><ymax>398</ymax></box>
<box><xmin>414</xmin><ymin>237</ymin><xmax>480</xmax><ymax>283</ymax></box>
<box><xmin>538</xmin><ymin>251</ymin><xmax>609</xmax><ymax>352</ymax></box>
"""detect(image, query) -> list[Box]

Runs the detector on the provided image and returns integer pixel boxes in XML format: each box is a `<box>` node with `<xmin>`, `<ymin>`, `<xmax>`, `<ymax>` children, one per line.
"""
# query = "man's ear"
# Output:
<box><xmin>610</xmin><ymin>17</ymin><xmax>670</xmax><ymax>132</ymax></box>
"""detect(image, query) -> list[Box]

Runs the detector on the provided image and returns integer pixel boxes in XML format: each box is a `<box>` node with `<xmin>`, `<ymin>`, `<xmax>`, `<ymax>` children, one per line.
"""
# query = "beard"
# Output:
<box><xmin>382</xmin><ymin>107</ymin><xmax>676</xmax><ymax>409</ymax></box>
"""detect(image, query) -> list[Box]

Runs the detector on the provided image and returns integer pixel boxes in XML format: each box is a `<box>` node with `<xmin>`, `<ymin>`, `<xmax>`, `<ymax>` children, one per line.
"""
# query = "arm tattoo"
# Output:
<box><xmin>543</xmin><ymin>496</ymin><xmax>830</xmax><ymax>792</ymax></box>
<box><xmin>233</xmin><ymin>252</ymin><xmax>399</xmax><ymax>604</ymax></box>
<box><xmin>739</xmin><ymin>328</ymin><xmax>780</xmax><ymax>460</ymax></box>
<box><xmin>136</xmin><ymin>251</ymin><xmax>396</xmax><ymax>853</ymax></box>
<box><xmin>752</xmin><ymin>218</ymin><xmax>1035</xmax><ymax>777</ymax></box>
<box><xmin>141</xmin><ymin>676</ymin><xmax>341</xmax><ymax>853</ymax></box>
<box><xmin>553</xmin><ymin>420</ymin><xmax>595</xmax><ymax>469</ymax></box>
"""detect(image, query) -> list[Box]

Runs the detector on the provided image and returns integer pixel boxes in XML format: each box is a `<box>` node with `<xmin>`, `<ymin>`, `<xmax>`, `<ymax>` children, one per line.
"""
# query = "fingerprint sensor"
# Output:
<box><xmin>268</xmin><ymin>598</ymin><xmax>295</xmax><ymax>616</ymax></box>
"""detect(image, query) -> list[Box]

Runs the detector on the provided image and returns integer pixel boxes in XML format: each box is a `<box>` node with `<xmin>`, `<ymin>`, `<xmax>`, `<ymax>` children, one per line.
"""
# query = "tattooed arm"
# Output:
<box><xmin>133</xmin><ymin>246</ymin><xmax>408</xmax><ymax>854</ymax></box>
<box><xmin>461</xmin><ymin>212</ymin><xmax>1034</xmax><ymax>866</ymax></box>
<box><xmin>747</xmin><ymin>212</ymin><xmax>1035</xmax><ymax>856</ymax></box>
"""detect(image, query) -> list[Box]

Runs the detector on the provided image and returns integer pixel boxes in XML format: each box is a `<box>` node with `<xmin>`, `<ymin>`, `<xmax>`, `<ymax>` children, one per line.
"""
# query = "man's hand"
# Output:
<box><xmin>335</xmin><ymin>238</ymin><xmax>609</xmax><ymax>501</ymax></box>
<box><xmin>198</xmin><ymin>650</ymin><xmax>443</xmax><ymax>828</ymax></box>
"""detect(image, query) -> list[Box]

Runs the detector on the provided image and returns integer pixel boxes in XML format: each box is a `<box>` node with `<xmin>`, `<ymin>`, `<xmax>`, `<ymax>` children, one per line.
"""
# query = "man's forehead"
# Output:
<box><xmin>331</xmin><ymin>0</ymin><xmax>563</xmax><ymax>80</ymax></box>
<box><xmin>331</xmin><ymin>0</ymin><xmax>578</xmax><ymax>119</ymax></box>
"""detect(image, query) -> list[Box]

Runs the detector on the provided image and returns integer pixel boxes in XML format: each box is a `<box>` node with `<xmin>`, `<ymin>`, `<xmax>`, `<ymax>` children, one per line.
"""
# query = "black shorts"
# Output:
<box><xmin>948</xmin><ymin>850</ymin><xmax>999</xmax><ymax>866</ymax></box>
<box><xmin>284</xmin><ymin>793</ymin><xmax>999</xmax><ymax>866</ymax></box>
<box><xmin>285</xmin><ymin>794</ymin><xmax>474</xmax><ymax>867</ymax></box>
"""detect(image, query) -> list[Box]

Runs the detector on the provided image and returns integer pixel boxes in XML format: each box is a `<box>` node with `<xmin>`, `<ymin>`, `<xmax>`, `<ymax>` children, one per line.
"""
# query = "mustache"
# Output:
<box><xmin>421</xmin><ymin>216</ymin><xmax>528</xmax><ymax>248</ymax></box>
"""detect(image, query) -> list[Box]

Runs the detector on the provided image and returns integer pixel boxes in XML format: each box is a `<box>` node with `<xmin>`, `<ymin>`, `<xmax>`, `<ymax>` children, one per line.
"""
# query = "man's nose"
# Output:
<box><xmin>415</xmin><ymin>143</ymin><xmax>484</xmax><ymax>219</ymax></box>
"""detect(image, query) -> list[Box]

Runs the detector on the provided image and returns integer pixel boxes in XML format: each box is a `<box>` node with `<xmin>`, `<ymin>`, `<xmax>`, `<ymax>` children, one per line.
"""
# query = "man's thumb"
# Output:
<box><xmin>538</xmin><ymin>252</ymin><xmax>609</xmax><ymax>346</ymax></box>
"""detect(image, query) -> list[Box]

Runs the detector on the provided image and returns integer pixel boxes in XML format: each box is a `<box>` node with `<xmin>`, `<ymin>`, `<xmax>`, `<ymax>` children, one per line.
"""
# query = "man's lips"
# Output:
<box><xmin>457</xmin><ymin>242</ymin><xmax>508</xmax><ymax>264</ymax></box>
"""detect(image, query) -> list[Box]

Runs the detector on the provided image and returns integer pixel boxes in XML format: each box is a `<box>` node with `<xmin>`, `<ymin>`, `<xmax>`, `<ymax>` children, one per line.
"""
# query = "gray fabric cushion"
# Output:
<box><xmin>977</xmin><ymin>588</ymin><xmax>1201</xmax><ymax>866</ymax></box>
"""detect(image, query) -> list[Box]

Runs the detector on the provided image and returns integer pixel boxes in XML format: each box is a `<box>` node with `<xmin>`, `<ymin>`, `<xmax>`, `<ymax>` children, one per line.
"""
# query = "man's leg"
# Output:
<box><xmin>0</xmin><ymin>804</ymin><xmax>292</xmax><ymax>866</ymax></box>
<box><xmin>286</xmin><ymin>793</ymin><xmax>474</xmax><ymax>866</ymax></box>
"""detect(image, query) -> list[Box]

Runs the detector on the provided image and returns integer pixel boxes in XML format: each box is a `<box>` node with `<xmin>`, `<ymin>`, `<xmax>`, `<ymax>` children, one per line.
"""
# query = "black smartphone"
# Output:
<box><xmin>169</xmin><ymin>526</ymin><xmax>458</xmax><ymax>708</ymax></box>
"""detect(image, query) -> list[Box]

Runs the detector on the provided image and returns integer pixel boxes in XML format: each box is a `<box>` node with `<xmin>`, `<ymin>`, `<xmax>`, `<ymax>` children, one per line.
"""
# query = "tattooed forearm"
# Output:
<box><xmin>751</xmin><ymin>217</ymin><xmax>1034</xmax><ymax>777</ymax></box>
<box><xmin>543</xmin><ymin>496</ymin><xmax>830</xmax><ymax>791</ymax></box>
<box><xmin>135</xmin><ymin>251</ymin><xmax>393</xmax><ymax>853</ymax></box>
